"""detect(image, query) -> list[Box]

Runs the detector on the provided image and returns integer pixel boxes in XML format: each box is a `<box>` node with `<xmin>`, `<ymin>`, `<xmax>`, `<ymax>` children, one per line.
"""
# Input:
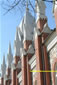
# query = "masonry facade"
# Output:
<box><xmin>0</xmin><ymin>0</ymin><xmax>57</xmax><ymax>85</ymax></box>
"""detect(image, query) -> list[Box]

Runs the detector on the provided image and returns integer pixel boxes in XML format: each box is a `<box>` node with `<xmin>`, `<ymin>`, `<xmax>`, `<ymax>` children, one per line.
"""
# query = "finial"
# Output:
<box><xmin>26</xmin><ymin>0</ymin><xmax>29</xmax><ymax>11</ymax></box>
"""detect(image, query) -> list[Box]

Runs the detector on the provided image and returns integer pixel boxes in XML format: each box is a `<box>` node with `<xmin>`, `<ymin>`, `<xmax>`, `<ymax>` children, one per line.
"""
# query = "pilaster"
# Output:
<box><xmin>35</xmin><ymin>34</ymin><xmax>44</xmax><ymax>85</ymax></box>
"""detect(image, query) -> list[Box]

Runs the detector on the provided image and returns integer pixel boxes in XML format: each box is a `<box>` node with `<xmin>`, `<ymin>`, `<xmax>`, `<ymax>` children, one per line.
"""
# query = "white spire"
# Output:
<box><xmin>1</xmin><ymin>55</ymin><xmax>6</xmax><ymax>78</ymax></box>
<box><xmin>23</xmin><ymin>9</ymin><xmax>35</xmax><ymax>42</ymax></box>
<box><xmin>7</xmin><ymin>42</ymin><xmax>13</xmax><ymax>68</ymax></box>
<box><xmin>18</xmin><ymin>6</ymin><xmax>35</xmax><ymax>43</ymax></box>
<box><xmin>14</xmin><ymin>28</ymin><xmax>21</xmax><ymax>56</ymax></box>
<box><xmin>35</xmin><ymin>0</ymin><xmax>46</xmax><ymax>21</ymax></box>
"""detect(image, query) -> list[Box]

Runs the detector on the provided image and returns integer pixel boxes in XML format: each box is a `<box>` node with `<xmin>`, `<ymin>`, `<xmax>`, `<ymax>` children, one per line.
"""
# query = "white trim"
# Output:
<box><xmin>29</xmin><ymin>55</ymin><xmax>36</xmax><ymax>65</ymax></box>
<box><xmin>17</xmin><ymin>71</ymin><xmax>22</xmax><ymax>83</ymax></box>
<box><xmin>45</xmin><ymin>31</ymin><xmax>57</xmax><ymax>52</ymax></box>
<box><xmin>47</xmin><ymin>36</ymin><xmax>57</xmax><ymax>51</ymax></box>
<box><xmin>29</xmin><ymin>55</ymin><xmax>36</xmax><ymax>69</ymax></box>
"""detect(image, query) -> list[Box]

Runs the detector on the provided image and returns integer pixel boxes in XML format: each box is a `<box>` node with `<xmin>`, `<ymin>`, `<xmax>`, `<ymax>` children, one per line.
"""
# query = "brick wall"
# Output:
<box><xmin>49</xmin><ymin>44</ymin><xmax>57</xmax><ymax>85</ymax></box>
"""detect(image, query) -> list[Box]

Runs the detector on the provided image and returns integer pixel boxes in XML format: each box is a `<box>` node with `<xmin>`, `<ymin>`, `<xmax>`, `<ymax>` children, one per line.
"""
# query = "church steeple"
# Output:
<box><xmin>1</xmin><ymin>55</ymin><xmax>6</xmax><ymax>78</ymax></box>
<box><xmin>7</xmin><ymin>42</ymin><xmax>13</xmax><ymax>68</ymax></box>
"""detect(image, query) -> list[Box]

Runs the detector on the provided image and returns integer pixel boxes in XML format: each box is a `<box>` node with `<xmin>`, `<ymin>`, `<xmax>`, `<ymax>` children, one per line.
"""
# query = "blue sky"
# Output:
<box><xmin>0</xmin><ymin>1</ymin><xmax>56</xmax><ymax>70</ymax></box>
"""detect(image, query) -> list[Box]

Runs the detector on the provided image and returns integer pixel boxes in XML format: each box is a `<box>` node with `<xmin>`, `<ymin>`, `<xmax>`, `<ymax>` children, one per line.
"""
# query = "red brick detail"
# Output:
<box><xmin>16</xmin><ymin>68</ymin><xmax>20</xmax><ymax>85</ymax></box>
<box><xmin>35</xmin><ymin>36</ymin><xmax>44</xmax><ymax>85</ymax></box>
<box><xmin>1</xmin><ymin>78</ymin><xmax>4</xmax><ymax>85</ymax></box>
<box><xmin>37</xmin><ymin>18</ymin><xmax>47</xmax><ymax>32</ymax></box>
<box><xmin>14</xmin><ymin>56</ymin><xmax>20</xmax><ymax>65</ymax></box>
<box><xmin>54</xmin><ymin>8</ymin><xmax>57</xmax><ymax>33</ymax></box>
<box><xmin>24</xmin><ymin>40</ymin><xmax>32</xmax><ymax>51</ymax></box>
<box><xmin>5</xmin><ymin>79</ymin><xmax>11</xmax><ymax>85</ymax></box>
<box><xmin>43</xmin><ymin>45</ymin><xmax>51</xmax><ymax>85</ymax></box>
<box><xmin>27</xmin><ymin>57</ymin><xmax>32</xmax><ymax>85</ymax></box>
<box><xmin>12</xmin><ymin>69</ymin><xmax>16</xmax><ymax>85</ymax></box>
<box><xmin>21</xmin><ymin>56</ymin><xmax>27</xmax><ymax>85</ymax></box>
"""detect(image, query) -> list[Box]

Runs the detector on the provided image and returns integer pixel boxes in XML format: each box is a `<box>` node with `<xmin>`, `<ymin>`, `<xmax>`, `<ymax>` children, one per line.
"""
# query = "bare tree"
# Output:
<box><xmin>0</xmin><ymin>0</ymin><xmax>56</xmax><ymax>15</ymax></box>
<box><xmin>0</xmin><ymin>0</ymin><xmax>35</xmax><ymax>15</ymax></box>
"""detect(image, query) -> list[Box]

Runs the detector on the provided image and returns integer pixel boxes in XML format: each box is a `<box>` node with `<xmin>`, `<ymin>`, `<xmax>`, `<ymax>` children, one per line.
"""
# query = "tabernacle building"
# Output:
<box><xmin>0</xmin><ymin>0</ymin><xmax>57</xmax><ymax>85</ymax></box>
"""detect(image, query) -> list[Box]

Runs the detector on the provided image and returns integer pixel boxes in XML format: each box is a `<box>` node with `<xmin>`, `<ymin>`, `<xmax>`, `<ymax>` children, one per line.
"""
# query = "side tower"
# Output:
<box><xmin>5</xmin><ymin>42</ymin><xmax>13</xmax><ymax>85</ymax></box>
<box><xmin>34</xmin><ymin>0</ymin><xmax>51</xmax><ymax>85</ymax></box>
<box><xmin>12</xmin><ymin>28</ymin><xmax>21</xmax><ymax>85</ymax></box>
<box><xmin>18</xmin><ymin>5</ymin><xmax>35</xmax><ymax>85</ymax></box>
<box><xmin>1</xmin><ymin>55</ymin><xmax>6</xmax><ymax>85</ymax></box>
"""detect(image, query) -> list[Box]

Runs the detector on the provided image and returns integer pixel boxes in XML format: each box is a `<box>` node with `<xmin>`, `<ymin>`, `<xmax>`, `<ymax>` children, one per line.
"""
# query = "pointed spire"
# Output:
<box><xmin>23</xmin><ymin>8</ymin><xmax>35</xmax><ymax>42</ymax></box>
<box><xmin>8</xmin><ymin>42</ymin><xmax>12</xmax><ymax>55</ymax></box>
<box><xmin>7</xmin><ymin>42</ymin><xmax>13</xmax><ymax>68</ymax></box>
<box><xmin>1</xmin><ymin>54</ymin><xmax>6</xmax><ymax>78</ymax></box>
<box><xmin>3</xmin><ymin>54</ymin><xmax>5</xmax><ymax>65</ymax></box>
<box><xmin>14</xmin><ymin>28</ymin><xmax>21</xmax><ymax>56</ymax></box>
<box><xmin>35</xmin><ymin>0</ymin><xmax>46</xmax><ymax>21</ymax></box>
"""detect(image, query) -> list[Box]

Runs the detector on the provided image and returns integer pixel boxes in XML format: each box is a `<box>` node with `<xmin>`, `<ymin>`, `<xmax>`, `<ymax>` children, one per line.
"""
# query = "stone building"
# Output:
<box><xmin>0</xmin><ymin>0</ymin><xmax>57</xmax><ymax>85</ymax></box>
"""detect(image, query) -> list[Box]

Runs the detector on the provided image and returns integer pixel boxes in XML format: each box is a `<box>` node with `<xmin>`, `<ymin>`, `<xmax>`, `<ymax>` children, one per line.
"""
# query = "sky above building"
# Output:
<box><xmin>0</xmin><ymin>1</ymin><xmax>56</xmax><ymax>70</ymax></box>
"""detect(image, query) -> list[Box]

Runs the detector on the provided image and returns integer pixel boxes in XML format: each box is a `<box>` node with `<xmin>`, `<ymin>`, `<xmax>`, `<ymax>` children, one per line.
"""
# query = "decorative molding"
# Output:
<box><xmin>47</xmin><ymin>36</ymin><xmax>57</xmax><ymax>51</ymax></box>
<box><xmin>42</xmin><ymin>23</ymin><xmax>52</xmax><ymax>34</ymax></box>
<box><xmin>34</xmin><ymin>27</ymin><xmax>41</xmax><ymax>39</ymax></box>
<box><xmin>20</xmin><ymin>48</ymin><xmax>27</xmax><ymax>57</ymax></box>
<box><xmin>29</xmin><ymin>55</ymin><xmax>36</xmax><ymax>69</ymax></box>
<box><xmin>17</xmin><ymin>71</ymin><xmax>22</xmax><ymax>83</ymax></box>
